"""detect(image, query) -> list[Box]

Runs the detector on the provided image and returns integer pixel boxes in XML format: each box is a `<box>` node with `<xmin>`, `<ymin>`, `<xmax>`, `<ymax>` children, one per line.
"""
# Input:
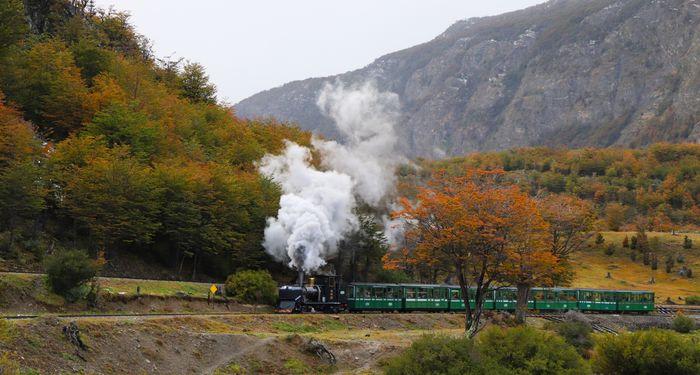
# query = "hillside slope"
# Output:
<box><xmin>236</xmin><ymin>0</ymin><xmax>700</xmax><ymax>158</ymax></box>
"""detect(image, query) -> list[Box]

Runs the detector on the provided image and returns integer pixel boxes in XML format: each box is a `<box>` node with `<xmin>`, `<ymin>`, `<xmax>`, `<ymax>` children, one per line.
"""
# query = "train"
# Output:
<box><xmin>277</xmin><ymin>274</ymin><xmax>655</xmax><ymax>314</ymax></box>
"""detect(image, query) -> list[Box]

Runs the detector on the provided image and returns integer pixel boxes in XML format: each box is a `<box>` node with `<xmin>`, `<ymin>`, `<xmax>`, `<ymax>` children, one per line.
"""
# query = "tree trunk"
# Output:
<box><xmin>515</xmin><ymin>283</ymin><xmax>530</xmax><ymax>324</ymax></box>
<box><xmin>456</xmin><ymin>263</ymin><xmax>474</xmax><ymax>334</ymax></box>
<box><xmin>191</xmin><ymin>252</ymin><xmax>198</xmax><ymax>280</ymax></box>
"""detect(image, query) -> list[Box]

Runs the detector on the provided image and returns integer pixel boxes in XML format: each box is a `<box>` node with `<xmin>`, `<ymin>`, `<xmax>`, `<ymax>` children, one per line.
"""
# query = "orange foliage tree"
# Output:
<box><xmin>393</xmin><ymin>169</ymin><xmax>557</xmax><ymax>334</ymax></box>
<box><xmin>538</xmin><ymin>194</ymin><xmax>595</xmax><ymax>285</ymax></box>
<box><xmin>499</xmin><ymin>200</ymin><xmax>558</xmax><ymax>323</ymax></box>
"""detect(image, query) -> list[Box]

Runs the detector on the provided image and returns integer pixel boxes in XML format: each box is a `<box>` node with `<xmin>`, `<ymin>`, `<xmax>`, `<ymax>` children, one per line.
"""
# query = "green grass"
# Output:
<box><xmin>0</xmin><ymin>320</ymin><xmax>16</xmax><ymax>345</ymax></box>
<box><xmin>272</xmin><ymin>321</ymin><xmax>319</xmax><ymax>334</ymax></box>
<box><xmin>0</xmin><ymin>272</ymin><xmax>214</xmax><ymax>301</ymax></box>
<box><xmin>283</xmin><ymin>359</ymin><xmax>309</xmax><ymax>375</ymax></box>
<box><xmin>213</xmin><ymin>363</ymin><xmax>244</xmax><ymax>375</ymax></box>
<box><xmin>97</xmin><ymin>276</ymin><xmax>212</xmax><ymax>297</ymax></box>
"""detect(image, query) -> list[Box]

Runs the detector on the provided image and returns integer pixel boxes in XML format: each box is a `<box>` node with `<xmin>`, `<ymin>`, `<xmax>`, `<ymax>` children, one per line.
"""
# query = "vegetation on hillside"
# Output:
<box><xmin>0</xmin><ymin>0</ymin><xmax>310</xmax><ymax>279</ymax></box>
<box><xmin>404</xmin><ymin>144</ymin><xmax>700</xmax><ymax>231</ymax></box>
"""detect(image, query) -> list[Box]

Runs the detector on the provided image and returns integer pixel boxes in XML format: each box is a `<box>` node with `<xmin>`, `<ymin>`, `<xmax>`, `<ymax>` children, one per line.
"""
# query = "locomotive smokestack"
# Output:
<box><xmin>297</xmin><ymin>269</ymin><xmax>304</xmax><ymax>287</ymax></box>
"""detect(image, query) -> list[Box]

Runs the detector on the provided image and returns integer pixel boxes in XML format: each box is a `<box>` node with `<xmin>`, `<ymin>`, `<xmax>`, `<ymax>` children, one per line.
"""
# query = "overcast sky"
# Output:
<box><xmin>94</xmin><ymin>0</ymin><xmax>544</xmax><ymax>104</ymax></box>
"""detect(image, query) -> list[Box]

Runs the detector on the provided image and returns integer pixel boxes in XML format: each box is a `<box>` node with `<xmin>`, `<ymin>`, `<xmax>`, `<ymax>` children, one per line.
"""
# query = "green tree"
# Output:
<box><xmin>83</xmin><ymin>103</ymin><xmax>162</xmax><ymax>158</ymax></box>
<box><xmin>592</xmin><ymin>330</ymin><xmax>700</xmax><ymax>375</ymax></box>
<box><xmin>178</xmin><ymin>62</ymin><xmax>217</xmax><ymax>104</ymax></box>
<box><xmin>224</xmin><ymin>270</ymin><xmax>277</xmax><ymax>305</ymax></box>
<box><xmin>45</xmin><ymin>250</ymin><xmax>101</xmax><ymax>296</ymax></box>
<box><xmin>0</xmin><ymin>0</ymin><xmax>27</xmax><ymax>52</ymax></box>
<box><xmin>60</xmin><ymin>149</ymin><xmax>161</xmax><ymax>252</ymax></box>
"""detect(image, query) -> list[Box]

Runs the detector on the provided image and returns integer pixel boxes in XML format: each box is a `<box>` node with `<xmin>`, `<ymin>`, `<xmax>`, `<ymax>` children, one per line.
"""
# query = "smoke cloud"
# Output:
<box><xmin>259</xmin><ymin>80</ymin><xmax>402</xmax><ymax>272</ymax></box>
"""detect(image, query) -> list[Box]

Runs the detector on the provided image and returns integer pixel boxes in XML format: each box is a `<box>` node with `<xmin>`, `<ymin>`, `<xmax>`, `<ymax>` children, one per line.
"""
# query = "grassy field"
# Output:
<box><xmin>570</xmin><ymin>231</ymin><xmax>700</xmax><ymax>303</ymax></box>
<box><xmin>0</xmin><ymin>272</ymin><xmax>214</xmax><ymax>298</ymax></box>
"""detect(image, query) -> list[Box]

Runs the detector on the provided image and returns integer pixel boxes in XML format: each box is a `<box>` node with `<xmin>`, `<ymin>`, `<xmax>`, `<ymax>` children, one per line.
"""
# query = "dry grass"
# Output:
<box><xmin>570</xmin><ymin>231</ymin><xmax>700</xmax><ymax>303</ymax></box>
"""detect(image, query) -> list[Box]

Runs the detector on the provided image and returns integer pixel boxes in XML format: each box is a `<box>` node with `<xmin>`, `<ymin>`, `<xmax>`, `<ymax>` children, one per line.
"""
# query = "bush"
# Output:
<box><xmin>592</xmin><ymin>329</ymin><xmax>700</xmax><ymax>375</ymax></box>
<box><xmin>630</xmin><ymin>235</ymin><xmax>638</xmax><ymax>249</ymax></box>
<box><xmin>605</xmin><ymin>243</ymin><xmax>616</xmax><ymax>256</ymax></box>
<box><xmin>44</xmin><ymin>250</ymin><xmax>100</xmax><ymax>297</ymax></box>
<box><xmin>686</xmin><ymin>295</ymin><xmax>700</xmax><ymax>305</ymax></box>
<box><xmin>385</xmin><ymin>327</ymin><xmax>590</xmax><ymax>374</ymax></box>
<box><xmin>384</xmin><ymin>334</ymin><xmax>479</xmax><ymax>375</ymax></box>
<box><xmin>683</xmin><ymin>235</ymin><xmax>692</xmax><ymax>249</ymax></box>
<box><xmin>622</xmin><ymin>235</ymin><xmax>629</xmax><ymax>248</ymax></box>
<box><xmin>478</xmin><ymin>326</ymin><xmax>590</xmax><ymax>375</ymax></box>
<box><xmin>595</xmin><ymin>233</ymin><xmax>605</xmax><ymax>245</ymax></box>
<box><xmin>224</xmin><ymin>270</ymin><xmax>277</xmax><ymax>305</ymax></box>
<box><xmin>0</xmin><ymin>353</ymin><xmax>20</xmax><ymax>375</ymax></box>
<box><xmin>672</xmin><ymin>315</ymin><xmax>696</xmax><ymax>333</ymax></box>
<box><xmin>548</xmin><ymin>321</ymin><xmax>594</xmax><ymax>355</ymax></box>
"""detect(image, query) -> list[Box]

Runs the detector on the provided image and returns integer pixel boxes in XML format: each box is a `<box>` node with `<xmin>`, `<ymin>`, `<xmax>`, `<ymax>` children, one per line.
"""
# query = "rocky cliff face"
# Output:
<box><xmin>235</xmin><ymin>0</ymin><xmax>700</xmax><ymax>158</ymax></box>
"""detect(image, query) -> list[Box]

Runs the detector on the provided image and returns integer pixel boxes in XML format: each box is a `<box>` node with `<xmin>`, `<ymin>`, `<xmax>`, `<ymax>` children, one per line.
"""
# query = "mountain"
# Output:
<box><xmin>235</xmin><ymin>0</ymin><xmax>700</xmax><ymax>158</ymax></box>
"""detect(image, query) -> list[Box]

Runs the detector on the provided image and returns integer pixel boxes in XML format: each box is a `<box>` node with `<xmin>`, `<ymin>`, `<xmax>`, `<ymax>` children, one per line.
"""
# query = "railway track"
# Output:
<box><xmin>528</xmin><ymin>313</ymin><xmax>619</xmax><ymax>335</ymax></box>
<box><xmin>0</xmin><ymin>311</ymin><xmax>248</xmax><ymax>320</ymax></box>
<box><xmin>656</xmin><ymin>305</ymin><xmax>700</xmax><ymax>316</ymax></box>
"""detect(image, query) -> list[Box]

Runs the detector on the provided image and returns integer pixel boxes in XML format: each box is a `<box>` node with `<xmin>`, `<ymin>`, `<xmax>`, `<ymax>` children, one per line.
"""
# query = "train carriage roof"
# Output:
<box><xmin>347</xmin><ymin>282</ymin><xmax>653</xmax><ymax>294</ymax></box>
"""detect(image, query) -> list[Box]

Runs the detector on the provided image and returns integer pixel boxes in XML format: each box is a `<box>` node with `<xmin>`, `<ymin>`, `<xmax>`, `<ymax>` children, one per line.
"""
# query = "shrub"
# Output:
<box><xmin>629</xmin><ymin>250</ymin><xmax>637</xmax><ymax>262</ymax></box>
<box><xmin>0</xmin><ymin>319</ymin><xmax>16</xmax><ymax>345</ymax></box>
<box><xmin>549</xmin><ymin>321</ymin><xmax>593</xmax><ymax>355</ymax></box>
<box><xmin>44</xmin><ymin>250</ymin><xmax>100</xmax><ymax>297</ymax></box>
<box><xmin>605</xmin><ymin>243</ymin><xmax>616</xmax><ymax>256</ymax></box>
<box><xmin>630</xmin><ymin>235</ymin><xmax>638</xmax><ymax>249</ymax></box>
<box><xmin>672</xmin><ymin>315</ymin><xmax>696</xmax><ymax>333</ymax></box>
<box><xmin>592</xmin><ymin>329</ymin><xmax>700</xmax><ymax>375</ymax></box>
<box><xmin>622</xmin><ymin>235</ymin><xmax>629</xmax><ymax>248</ymax></box>
<box><xmin>686</xmin><ymin>295</ymin><xmax>700</xmax><ymax>305</ymax></box>
<box><xmin>224</xmin><ymin>270</ymin><xmax>277</xmax><ymax>305</ymax></box>
<box><xmin>595</xmin><ymin>233</ymin><xmax>604</xmax><ymax>245</ymax></box>
<box><xmin>384</xmin><ymin>334</ymin><xmax>479</xmax><ymax>375</ymax></box>
<box><xmin>478</xmin><ymin>326</ymin><xmax>590</xmax><ymax>375</ymax></box>
<box><xmin>0</xmin><ymin>353</ymin><xmax>20</xmax><ymax>375</ymax></box>
<box><xmin>683</xmin><ymin>235</ymin><xmax>692</xmax><ymax>249</ymax></box>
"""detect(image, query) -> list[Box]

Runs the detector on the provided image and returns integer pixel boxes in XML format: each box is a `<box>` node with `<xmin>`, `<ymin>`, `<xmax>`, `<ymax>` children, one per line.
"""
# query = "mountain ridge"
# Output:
<box><xmin>236</xmin><ymin>0</ymin><xmax>700</xmax><ymax>158</ymax></box>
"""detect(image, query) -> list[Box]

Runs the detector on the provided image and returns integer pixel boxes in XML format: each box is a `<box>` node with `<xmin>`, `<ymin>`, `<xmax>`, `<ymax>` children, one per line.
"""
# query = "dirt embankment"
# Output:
<box><xmin>2</xmin><ymin>313</ymin><xmax>465</xmax><ymax>374</ymax></box>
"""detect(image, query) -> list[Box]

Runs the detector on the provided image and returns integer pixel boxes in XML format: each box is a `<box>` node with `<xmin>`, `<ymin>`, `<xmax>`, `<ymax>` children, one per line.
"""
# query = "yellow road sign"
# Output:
<box><xmin>210</xmin><ymin>284</ymin><xmax>218</xmax><ymax>294</ymax></box>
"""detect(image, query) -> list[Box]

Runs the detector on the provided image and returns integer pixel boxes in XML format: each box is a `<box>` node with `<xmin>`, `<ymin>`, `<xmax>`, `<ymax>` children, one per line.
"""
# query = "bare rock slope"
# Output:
<box><xmin>236</xmin><ymin>0</ymin><xmax>700</xmax><ymax>158</ymax></box>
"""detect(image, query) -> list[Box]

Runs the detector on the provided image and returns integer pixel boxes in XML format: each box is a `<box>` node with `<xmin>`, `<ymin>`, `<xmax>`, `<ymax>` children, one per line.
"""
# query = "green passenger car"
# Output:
<box><xmin>615</xmin><ymin>290</ymin><xmax>655</xmax><ymax>312</ymax></box>
<box><xmin>344</xmin><ymin>282</ymin><xmax>654</xmax><ymax>314</ymax></box>
<box><xmin>404</xmin><ymin>284</ymin><xmax>449</xmax><ymax>311</ymax></box>
<box><xmin>532</xmin><ymin>288</ymin><xmax>578</xmax><ymax>310</ymax></box>
<box><xmin>347</xmin><ymin>283</ymin><xmax>403</xmax><ymax>311</ymax></box>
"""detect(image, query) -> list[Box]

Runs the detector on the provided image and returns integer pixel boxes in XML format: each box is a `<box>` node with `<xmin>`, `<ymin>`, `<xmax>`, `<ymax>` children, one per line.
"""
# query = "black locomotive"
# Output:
<box><xmin>277</xmin><ymin>272</ymin><xmax>347</xmax><ymax>313</ymax></box>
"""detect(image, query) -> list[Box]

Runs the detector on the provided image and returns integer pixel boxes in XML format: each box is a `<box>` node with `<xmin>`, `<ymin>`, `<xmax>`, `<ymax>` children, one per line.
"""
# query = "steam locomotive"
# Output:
<box><xmin>277</xmin><ymin>272</ymin><xmax>346</xmax><ymax>313</ymax></box>
<box><xmin>277</xmin><ymin>273</ymin><xmax>656</xmax><ymax>314</ymax></box>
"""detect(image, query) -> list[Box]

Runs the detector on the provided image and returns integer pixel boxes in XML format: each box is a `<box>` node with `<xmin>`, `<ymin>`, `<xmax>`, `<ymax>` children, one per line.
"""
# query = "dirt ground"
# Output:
<box><xmin>1</xmin><ymin>313</ymin><xmax>465</xmax><ymax>374</ymax></box>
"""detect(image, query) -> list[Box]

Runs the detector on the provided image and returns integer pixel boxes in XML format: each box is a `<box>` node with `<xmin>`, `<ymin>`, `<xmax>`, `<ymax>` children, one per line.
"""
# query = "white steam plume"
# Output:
<box><xmin>314</xmin><ymin>81</ymin><xmax>402</xmax><ymax>206</ymax></box>
<box><xmin>259</xmin><ymin>80</ymin><xmax>402</xmax><ymax>273</ymax></box>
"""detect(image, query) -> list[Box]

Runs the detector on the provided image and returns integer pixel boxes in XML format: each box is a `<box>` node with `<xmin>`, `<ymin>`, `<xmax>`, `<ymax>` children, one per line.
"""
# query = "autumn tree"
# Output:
<box><xmin>395</xmin><ymin>169</ymin><xmax>550</xmax><ymax>335</ymax></box>
<box><xmin>0</xmin><ymin>95</ymin><xmax>46</xmax><ymax>254</ymax></box>
<box><xmin>0</xmin><ymin>40</ymin><xmax>92</xmax><ymax>138</ymax></box>
<box><xmin>501</xmin><ymin>199</ymin><xmax>559</xmax><ymax>323</ymax></box>
<box><xmin>538</xmin><ymin>194</ymin><xmax>595</xmax><ymax>284</ymax></box>
<box><xmin>605</xmin><ymin>202</ymin><xmax>627</xmax><ymax>231</ymax></box>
